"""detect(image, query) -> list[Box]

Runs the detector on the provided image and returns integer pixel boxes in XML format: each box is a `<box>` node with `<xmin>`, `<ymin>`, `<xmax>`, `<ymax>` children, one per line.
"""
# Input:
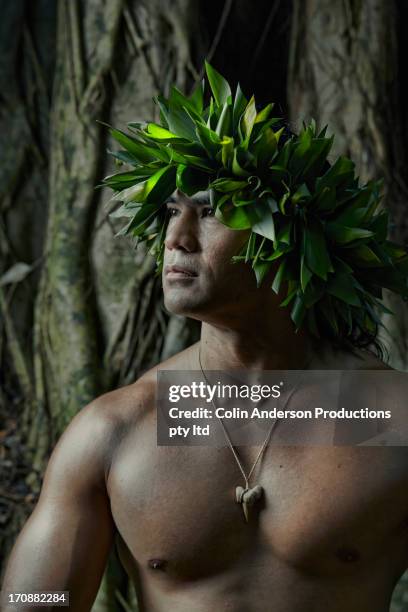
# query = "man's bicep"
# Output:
<box><xmin>2</xmin><ymin>400</ymin><xmax>117</xmax><ymax>611</ymax></box>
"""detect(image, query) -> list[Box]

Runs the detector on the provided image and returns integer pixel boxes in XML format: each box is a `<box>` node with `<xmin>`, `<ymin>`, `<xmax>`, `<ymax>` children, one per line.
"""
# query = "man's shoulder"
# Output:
<box><xmin>326</xmin><ymin>346</ymin><xmax>395</xmax><ymax>371</ymax></box>
<box><xmin>353</xmin><ymin>349</ymin><xmax>394</xmax><ymax>371</ymax></box>
<box><xmin>90</xmin><ymin>341</ymin><xmax>199</xmax><ymax>426</ymax></box>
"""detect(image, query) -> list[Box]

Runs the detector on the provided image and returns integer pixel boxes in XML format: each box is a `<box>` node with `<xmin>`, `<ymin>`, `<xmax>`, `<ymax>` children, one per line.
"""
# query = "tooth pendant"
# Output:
<box><xmin>235</xmin><ymin>485</ymin><xmax>263</xmax><ymax>522</ymax></box>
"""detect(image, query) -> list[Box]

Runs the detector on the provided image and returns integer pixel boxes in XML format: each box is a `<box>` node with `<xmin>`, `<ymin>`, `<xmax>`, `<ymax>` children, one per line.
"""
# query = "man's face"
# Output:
<box><xmin>162</xmin><ymin>189</ymin><xmax>257</xmax><ymax>320</ymax></box>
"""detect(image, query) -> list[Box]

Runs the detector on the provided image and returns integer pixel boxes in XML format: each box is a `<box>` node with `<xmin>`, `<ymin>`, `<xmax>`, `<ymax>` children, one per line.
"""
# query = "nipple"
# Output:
<box><xmin>148</xmin><ymin>558</ymin><xmax>167</xmax><ymax>570</ymax></box>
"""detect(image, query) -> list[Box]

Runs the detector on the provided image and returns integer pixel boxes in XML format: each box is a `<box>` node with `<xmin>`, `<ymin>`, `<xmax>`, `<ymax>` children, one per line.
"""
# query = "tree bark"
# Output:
<box><xmin>288</xmin><ymin>0</ymin><xmax>408</xmax><ymax>371</ymax></box>
<box><xmin>287</xmin><ymin>0</ymin><xmax>408</xmax><ymax>606</ymax></box>
<box><xmin>1</xmin><ymin>1</ymin><xmax>203</xmax><ymax>609</ymax></box>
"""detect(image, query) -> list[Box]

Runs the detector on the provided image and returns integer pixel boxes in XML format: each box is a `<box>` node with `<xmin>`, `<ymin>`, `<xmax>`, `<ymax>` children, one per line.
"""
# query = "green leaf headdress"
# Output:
<box><xmin>101</xmin><ymin>60</ymin><xmax>408</xmax><ymax>347</ymax></box>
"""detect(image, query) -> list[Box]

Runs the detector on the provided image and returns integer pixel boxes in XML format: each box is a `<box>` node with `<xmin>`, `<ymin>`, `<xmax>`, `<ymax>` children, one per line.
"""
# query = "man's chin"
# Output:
<box><xmin>163</xmin><ymin>294</ymin><xmax>207</xmax><ymax>318</ymax></box>
<box><xmin>164</xmin><ymin>301</ymin><xmax>197</xmax><ymax>317</ymax></box>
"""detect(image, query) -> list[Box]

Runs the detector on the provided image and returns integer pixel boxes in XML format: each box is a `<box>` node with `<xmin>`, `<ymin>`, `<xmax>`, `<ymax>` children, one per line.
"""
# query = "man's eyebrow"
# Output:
<box><xmin>191</xmin><ymin>195</ymin><xmax>211</xmax><ymax>205</ymax></box>
<box><xmin>165</xmin><ymin>194</ymin><xmax>212</xmax><ymax>206</ymax></box>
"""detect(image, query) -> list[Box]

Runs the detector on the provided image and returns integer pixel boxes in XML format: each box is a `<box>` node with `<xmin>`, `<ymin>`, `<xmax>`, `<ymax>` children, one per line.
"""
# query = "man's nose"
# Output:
<box><xmin>164</xmin><ymin>213</ymin><xmax>198</xmax><ymax>252</ymax></box>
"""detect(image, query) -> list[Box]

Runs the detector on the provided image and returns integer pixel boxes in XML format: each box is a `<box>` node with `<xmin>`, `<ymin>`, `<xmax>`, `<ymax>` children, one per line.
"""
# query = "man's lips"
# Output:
<box><xmin>165</xmin><ymin>265</ymin><xmax>198</xmax><ymax>277</ymax></box>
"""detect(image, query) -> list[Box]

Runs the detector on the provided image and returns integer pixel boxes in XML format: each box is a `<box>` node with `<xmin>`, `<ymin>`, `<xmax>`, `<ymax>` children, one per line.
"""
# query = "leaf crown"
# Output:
<box><xmin>101</xmin><ymin>60</ymin><xmax>408</xmax><ymax>346</ymax></box>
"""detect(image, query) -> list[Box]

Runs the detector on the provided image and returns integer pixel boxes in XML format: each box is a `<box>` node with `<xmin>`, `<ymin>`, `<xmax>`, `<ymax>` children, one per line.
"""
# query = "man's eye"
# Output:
<box><xmin>167</xmin><ymin>207</ymin><xmax>215</xmax><ymax>218</ymax></box>
<box><xmin>202</xmin><ymin>207</ymin><xmax>215</xmax><ymax>218</ymax></box>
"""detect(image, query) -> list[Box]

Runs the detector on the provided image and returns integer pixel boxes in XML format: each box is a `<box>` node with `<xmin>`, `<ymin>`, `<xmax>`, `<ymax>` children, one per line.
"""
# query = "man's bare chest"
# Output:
<box><xmin>107</xmin><ymin>415</ymin><xmax>408</xmax><ymax>582</ymax></box>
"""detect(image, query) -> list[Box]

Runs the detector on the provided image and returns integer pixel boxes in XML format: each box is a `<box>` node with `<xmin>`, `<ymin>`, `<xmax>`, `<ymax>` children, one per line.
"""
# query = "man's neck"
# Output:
<box><xmin>198</xmin><ymin>321</ymin><xmax>321</xmax><ymax>371</ymax></box>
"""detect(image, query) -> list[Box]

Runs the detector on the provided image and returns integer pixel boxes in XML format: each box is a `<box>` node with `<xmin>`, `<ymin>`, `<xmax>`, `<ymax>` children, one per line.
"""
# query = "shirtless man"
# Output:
<box><xmin>2</xmin><ymin>189</ymin><xmax>408</xmax><ymax>611</ymax></box>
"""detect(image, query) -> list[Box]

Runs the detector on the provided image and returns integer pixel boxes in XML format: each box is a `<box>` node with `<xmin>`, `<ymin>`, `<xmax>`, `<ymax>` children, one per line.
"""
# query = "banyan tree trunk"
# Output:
<box><xmin>1</xmin><ymin>1</ymin><xmax>202</xmax><ymax>609</ymax></box>
<box><xmin>288</xmin><ymin>0</ymin><xmax>408</xmax><ymax>372</ymax></box>
<box><xmin>287</xmin><ymin>0</ymin><xmax>408</xmax><ymax>607</ymax></box>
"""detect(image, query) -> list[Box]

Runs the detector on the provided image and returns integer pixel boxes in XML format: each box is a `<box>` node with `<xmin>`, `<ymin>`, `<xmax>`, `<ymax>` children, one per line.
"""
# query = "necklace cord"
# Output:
<box><xmin>198</xmin><ymin>344</ymin><xmax>312</xmax><ymax>488</ymax></box>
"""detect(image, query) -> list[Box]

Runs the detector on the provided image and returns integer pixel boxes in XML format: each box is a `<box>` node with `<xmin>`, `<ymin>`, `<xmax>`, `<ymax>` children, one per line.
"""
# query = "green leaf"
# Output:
<box><xmin>302</xmin><ymin>218</ymin><xmax>331</xmax><ymax>280</ymax></box>
<box><xmin>347</xmin><ymin>244</ymin><xmax>383</xmax><ymax>267</ymax></box>
<box><xmin>127</xmin><ymin>121</ymin><xmax>148</xmax><ymax>132</ymax></box>
<box><xmin>268</xmin><ymin>165</ymin><xmax>290</xmax><ymax>184</ymax></box>
<box><xmin>195</xmin><ymin>123</ymin><xmax>221</xmax><ymax>157</ymax></box>
<box><xmin>276</xmin><ymin>221</ymin><xmax>292</xmax><ymax>245</ymax></box>
<box><xmin>278</xmin><ymin>191</ymin><xmax>290</xmax><ymax>215</ymax></box>
<box><xmin>153</xmin><ymin>94</ymin><xmax>170</xmax><ymax>128</ymax></box>
<box><xmin>209</xmin><ymin>178</ymin><xmax>248</xmax><ymax>192</ymax></box>
<box><xmin>302</xmin><ymin>135</ymin><xmax>334</xmax><ymax>180</ymax></box>
<box><xmin>313</xmin><ymin>186</ymin><xmax>336</xmax><ymax>212</ymax></box>
<box><xmin>102</xmin><ymin>169</ymin><xmax>155</xmax><ymax>191</ymax></box>
<box><xmin>383</xmin><ymin>241</ymin><xmax>408</xmax><ymax>260</ymax></box>
<box><xmin>220</xmin><ymin>136</ymin><xmax>234</xmax><ymax>168</ymax></box>
<box><xmin>109</xmin><ymin>129</ymin><xmax>164</xmax><ymax>163</ymax></box>
<box><xmin>109</xmin><ymin>203</ymin><xmax>141</xmax><ymax>219</ymax></box>
<box><xmin>241</xmin><ymin>95</ymin><xmax>257</xmax><ymax>140</ymax></box>
<box><xmin>177</xmin><ymin>154</ymin><xmax>215</xmax><ymax>171</ymax></box>
<box><xmin>272</xmin><ymin>260</ymin><xmax>287</xmax><ymax>294</ymax></box>
<box><xmin>333</xmin><ymin>256</ymin><xmax>354</xmax><ymax>274</ymax></box>
<box><xmin>326</xmin><ymin>274</ymin><xmax>361</xmax><ymax>306</ymax></box>
<box><xmin>264</xmin><ymin>244</ymin><xmax>293</xmax><ymax>261</ymax></box>
<box><xmin>167</xmin><ymin>106</ymin><xmax>200</xmax><ymax>141</ymax></box>
<box><xmin>288</xmin><ymin>127</ymin><xmax>312</xmax><ymax>177</ymax></box>
<box><xmin>369</xmin><ymin>210</ymin><xmax>389</xmax><ymax>242</ymax></box>
<box><xmin>113</xmin><ymin>217</ymin><xmax>134</xmax><ymax>237</ymax></box>
<box><xmin>111</xmin><ymin>180</ymin><xmax>148</xmax><ymax>203</ymax></box>
<box><xmin>215</xmin><ymin>199</ymin><xmax>257</xmax><ymax>229</ymax></box>
<box><xmin>233</xmin><ymin>83</ymin><xmax>248</xmax><ymax>132</ymax></box>
<box><xmin>210</xmin><ymin>188</ymin><xmax>227</xmax><ymax>207</ymax></box>
<box><xmin>189</xmin><ymin>79</ymin><xmax>205</xmax><ymax>113</ymax></box>
<box><xmin>292</xmin><ymin>183</ymin><xmax>311</xmax><ymax>204</ymax></box>
<box><xmin>254</xmin><ymin>127</ymin><xmax>283</xmax><ymax>167</ymax></box>
<box><xmin>215</xmin><ymin>101</ymin><xmax>232</xmax><ymax>137</ymax></box>
<box><xmin>255</xmin><ymin>102</ymin><xmax>274</xmax><ymax>124</ymax></box>
<box><xmin>244</xmin><ymin>232</ymin><xmax>257</xmax><ymax>262</ymax></box>
<box><xmin>303</xmin><ymin>279</ymin><xmax>325</xmax><ymax>307</ymax></box>
<box><xmin>116</xmin><ymin>202</ymin><xmax>159</xmax><ymax>237</ymax></box>
<box><xmin>176</xmin><ymin>165</ymin><xmax>209</xmax><ymax>196</ymax></box>
<box><xmin>169</xmin><ymin>86</ymin><xmax>203</xmax><ymax>121</ymax></box>
<box><xmin>106</xmin><ymin>149</ymin><xmax>141</xmax><ymax>167</ymax></box>
<box><xmin>170</xmin><ymin>141</ymin><xmax>207</xmax><ymax>156</ymax></box>
<box><xmin>231</xmin><ymin>193</ymin><xmax>257</xmax><ymax>207</ymax></box>
<box><xmin>206</xmin><ymin>96</ymin><xmax>216</xmax><ymax>129</ymax></box>
<box><xmin>315</xmin><ymin>156</ymin><xmax>355</xmax><ymax>193</ymax></box>
<box><xmin>252</xmin><ymin>199</ymin><xmax>276</xmax><ymax>241</ymax></box>
<box><xmin>334</xmin><ymin>206</ymin><xmax>368</xmax><ymax>227</ymax></box>
<box><xmin>274</xmin><ymin>138</ymin><xmax>292</xmax><ymax>169</ymax></box>
<box><xmin>279</xmin><ymin>285</ymin><xmax>298</xmax><ymax>307</ymax></box>
<box><xmin>146</xmin><ymin>123</ymin><xmax>186</xmax><ymax>142</ymax></box>
<box><xmin>300</xmin><ymin>255</ymin><xmax>313</xmax><ymax>291</ymax></box>
<box><xmin>291</xmin><ymin>294</ymin><xmax>307</xmax><ymax>328</ymax></box>
<box><xmin>318</xmin><ymin>125</ymin><xmax>329</xmax><ymax>138</ymax></box>
<box><xmin>144</xmin><ymin>165</ymin><xmax>177</xmax><ymax>204</ymax></box>
<box><xmin>253</xmin><ymin>260</ymin><xmax>273</xmax><ymax>287</ymax></box>
<box><xmin>232</xmin><ymin>147</ymin><xmax>250</xmax><ymax>176</ymax></box>
<box><xmin>326</xmin><ymin>224</ymin><xmax>375</xmax><ymax>244</ymax></box>
<box><xmin>205</xmin><ymin>60</ymin><xmax>232</xmax><ymax>107</ymax></box>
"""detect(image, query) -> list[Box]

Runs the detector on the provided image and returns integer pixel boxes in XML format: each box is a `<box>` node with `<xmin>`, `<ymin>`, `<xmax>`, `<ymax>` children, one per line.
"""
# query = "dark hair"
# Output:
<box><xmin>317</xmin><ymin>314</ymin><xmax>389</xmax><ymax>364</ymax></box>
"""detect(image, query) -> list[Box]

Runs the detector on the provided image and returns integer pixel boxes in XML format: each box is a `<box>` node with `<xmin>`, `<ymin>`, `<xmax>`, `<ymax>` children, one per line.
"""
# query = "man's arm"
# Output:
<box><xmin>1</xmin><ymin>397</ymin><xmax>117</xmax><ymax>611</ymax></box>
